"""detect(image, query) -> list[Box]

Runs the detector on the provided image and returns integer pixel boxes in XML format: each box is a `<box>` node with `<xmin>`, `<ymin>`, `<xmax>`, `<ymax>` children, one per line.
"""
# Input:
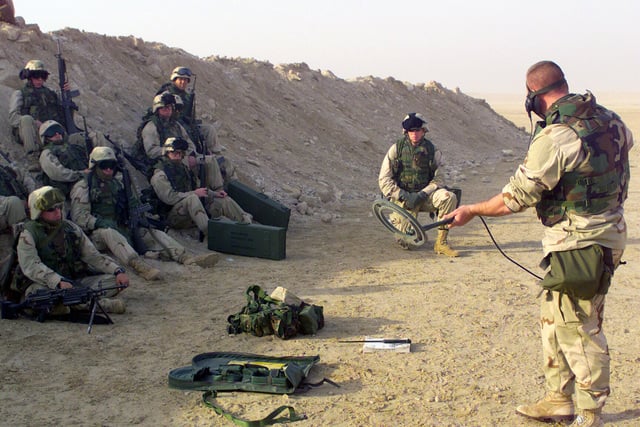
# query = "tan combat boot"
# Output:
<box><xmin>177</xmin><ymin>252</ymin><xmax>220</xmax><ymax>268</ymax></box>
<box><xmin>569</xmin><ymin>408</ymin><xmax>604</xmax><ymax>427</ymax></box>
<box><xmin>128</xmin><ymin>257</ymin><xmax>161</xmax><ymax>281</ymax></box>
<box><xmin>99</xmin><ymin>298</ymin><xmax>126</xmax><ymax>314</ymax></box>
<box><xmin>434</xmin><ymin>229</ymin><xmax>459</xmax><ymax>257</ymax></box>
<box><xmin>516</xmin><ymin>391</ymin><xmax>575</xmax><ymax>422</ymax></box>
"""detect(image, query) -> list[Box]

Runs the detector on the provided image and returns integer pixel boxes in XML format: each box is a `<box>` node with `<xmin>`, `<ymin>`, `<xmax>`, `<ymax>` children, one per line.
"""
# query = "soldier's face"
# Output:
<box><xmin>158</xmin><ymin>105</ymin><xmax>174</xmax><ymax>120</ymax></box>
<box><xmin>40</xmin><ymin>204</ymin><xmax>62</xmax><ymax>223</ymax></box>
<box><xmin>407</xmin><ymin>129</ymin><xmax>426</xmax><ymax>144</ymax></box>
<box><xmin>174</xmin><ymin>77</ymin><xmax>189</xmax><ymax>91</ymax></box>
<box><xmin>29</xmin><ymin>76</ymin><xmax>46</xmax><ymax>88</ymax></box>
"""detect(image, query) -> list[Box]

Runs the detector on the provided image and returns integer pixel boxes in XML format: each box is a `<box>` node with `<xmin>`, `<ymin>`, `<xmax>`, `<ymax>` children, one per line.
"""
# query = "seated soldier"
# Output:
<box><xmin>38</xmin><ymin>120</ymin><xmax>89</xmax><ymax>200</ymax></box>
<box><xmin>155</xmin><ymin>66</ymin><xmax>236</xmax><ymax>184</ymax></box>
<box><xmin>150</xmin><ymin>138</ymin><xmax>250</xmax><ymax>238</ymax></box>
<box><xmin>0</xmin><ymin>158</ymin><xmax>36</xmax><ymax>236</ymax></box>
<box><xmin>13</xmin><ymin>186</ymin><xmax>128</xmax><ymax>315</ymax></box>
<box><xmin>70</xmin><ymin>147</ymin><xmax>219</xmax><ymax>281</ymax></box>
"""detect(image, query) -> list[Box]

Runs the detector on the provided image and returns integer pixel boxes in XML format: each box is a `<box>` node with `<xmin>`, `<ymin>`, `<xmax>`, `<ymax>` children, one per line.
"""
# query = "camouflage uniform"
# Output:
<box><xmin>151</xmin><ymin>157</ymin><xmax>248</xmax><ymax>237</ymax></box>
<box><xmin>70</xmin><ymin>171</ymin><xmax>191</xmax><ymax>266</ymax></box>
<box><xmin>8</xmin><ymin>81</ymin><xmax>64</xmax><ymax>153</ymax></box>
<box><xmin>14</xmin><ymin>186</ymin><xmax>126</xmax><ymax>314</ymax></box>
<box><xmin>503</xmin><ymin>92</ymin><xmax>633</xmax><ymax>413</ymax></box>
<box><xmin>40</xmin><ymin>138</ymin><xmax>88</xmax><ymax>197</ymax></box>
<box><xmin>379</xmin><ymin>133</ymin><xmax>458</xmax><ymax>254</ymax></box>
<box><xmin>0</xmin><ymin>163</ymin><xmax>35</xmax><ymax>232</ymax></box>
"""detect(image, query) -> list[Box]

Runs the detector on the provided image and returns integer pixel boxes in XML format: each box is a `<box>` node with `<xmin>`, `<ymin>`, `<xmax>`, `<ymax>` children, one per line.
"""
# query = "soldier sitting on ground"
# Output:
<box><xmin>38</xmin><ymin>120</ymin><xmax>89</xmax><ymax>200</ymax></box>
<box><xmin>12</xmin><ymin>186</ymin><xmax>128</xmax><ymax>315</ymax></box>
<box><xmin>150</xmin><ymin>138</ymin><xmax>250</xmax><ymax>239</ymax></box>
<box><xmin>155</xmin><ymin>66</ymin><xmax>236</xmax><ymax>184</ymax></box>
<box><xmin>70</xmin><ymin>147</ymin><xmax>219</xmax><ymax>281</ymax></box>
<box><xmin>0</xmin><ymin>156</ymin><xmax>36</xmax><ymax>237</ymax></box>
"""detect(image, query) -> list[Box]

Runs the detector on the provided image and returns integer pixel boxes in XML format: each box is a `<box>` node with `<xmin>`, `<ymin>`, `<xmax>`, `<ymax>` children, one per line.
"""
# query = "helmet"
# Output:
<box><xmin>162</xmin><ymin>137</ymin><xmax>189</xmax><ymax>155</ymax></box>
<box><xmin>39</xmin><ymin>120</ymin><xmax>66</xmax><ymax>141</ymax></box>
<box><xmin>170</xmin><ymin>66</ymin><xmax>192</xmax><ymax>81</ymax></box>
<box><xmin>402</xmin><ymin>113</ymin><xmax>428</xmax><ymax>132</ymax></box>
<box><xmin>19</xmin><ymin>60</ymin><xmax>49</xmax><ymax>80</ymax></box>
<box><xmin>89</xmin><ymin>146</ymin><xmax>117</xmax><ymax>169</ymax></box>
<box><xmin>28</xmin><ymin>186</ymin><xmax>65</xmax><ymax>220</ymax></box>
<box><xmin>152</xmin><ymin>91</ymin><xmax>178</xmax><ymax>113</ymax></box>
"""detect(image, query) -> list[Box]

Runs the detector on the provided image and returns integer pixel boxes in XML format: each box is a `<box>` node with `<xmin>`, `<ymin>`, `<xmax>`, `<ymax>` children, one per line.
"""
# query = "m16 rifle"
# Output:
<box><xmin>104</xmin><ymin>135</ymin><xmax>152</xmax><ymax>255</ymax></box>
<box><xmin>1</xmin><ymin>282</ymin><xmax>128</xmax><ymax>333</ymax></box>
<box><xmin>191</xmin><ymin>74</ymin><xmax>208</xmax><ymax>242</ymax></box>
<box><xmin>55</xmin><ymin>39</ymin><xmax>81</xmax><ymax>135</ymax></box>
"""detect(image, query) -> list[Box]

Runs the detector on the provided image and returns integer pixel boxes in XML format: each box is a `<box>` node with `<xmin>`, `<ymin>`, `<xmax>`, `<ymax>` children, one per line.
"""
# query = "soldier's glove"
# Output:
<box><xmin>400</xmin><ymin>190</ymin><xmax>427</xmax><ymax>210</ymax></box>
<box><xmin>95</xmin><ymin>217</ymin><xmax>118</xmax><ymax>230</ymax></box>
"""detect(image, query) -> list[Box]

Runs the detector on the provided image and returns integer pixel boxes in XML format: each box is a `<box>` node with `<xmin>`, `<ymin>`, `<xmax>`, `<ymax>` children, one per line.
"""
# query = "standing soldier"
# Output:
<box><xmin>70</xmin><ymin>147</ymin><xmax>219</xmax><ymax>281</ymax></box>
<box><xmin>446</xmin><ymin>61</ymin><xmax>633</xmax><ymax>427</ymax></box>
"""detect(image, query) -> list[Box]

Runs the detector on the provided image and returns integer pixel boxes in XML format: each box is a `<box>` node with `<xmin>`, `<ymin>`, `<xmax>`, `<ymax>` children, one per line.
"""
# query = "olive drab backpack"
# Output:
<box><xmin>227</xmin><ymin>285</ymin><xmax>324</xmax><ymax>340</ymax></box>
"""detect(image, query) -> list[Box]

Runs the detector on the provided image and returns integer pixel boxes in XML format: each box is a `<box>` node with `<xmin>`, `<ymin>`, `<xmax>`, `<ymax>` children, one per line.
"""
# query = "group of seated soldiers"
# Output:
<box><xmin>1</xmin><ymin>60</ymin><xmax>250</xmax><ymax>315</ymax></box>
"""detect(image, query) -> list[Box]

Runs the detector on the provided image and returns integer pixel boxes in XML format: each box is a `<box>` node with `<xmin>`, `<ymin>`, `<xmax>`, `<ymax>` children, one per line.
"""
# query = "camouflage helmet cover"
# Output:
<box><xmin>28</xmin><ymin>185</ymin><xmax>65</xmax><ymax>220</ymax></box>
<box><xmin>153</xmin><ymin>91</ymin><xmax>179</xmax><ymax>113</ymax></box>
<box><xmin>170</xmin><ymin>66</ymin><xmax>192</xmax><ymax>81</ymax></box>
<box><xmin>20</xmin><ymin>59</ymin><xmax>50</xmax><ymax>80</ymax></box>
<box><xmin>162</xmin><ymin>137</ymin><xmax>189</xmax><ymax>155</ymax></box>
<box><xmin>89</xmin><ymin>146</ymin><xmax>117</xmax><ymax>169</ymax></box>
<box><xmin>38</xmin><ymin>120</ymin><xmax>66</xmax><ymax>141</ymax></box>
<box><xmin>402</xmin><ymin>113</ymin><xmax>429</xmax><ymax>132</ymax></box>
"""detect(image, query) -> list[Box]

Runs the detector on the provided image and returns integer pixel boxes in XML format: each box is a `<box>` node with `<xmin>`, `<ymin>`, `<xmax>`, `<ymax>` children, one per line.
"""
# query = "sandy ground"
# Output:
<box><xmin>1</xmin><ymin>106</ymin><xmax>639</xmax><ymax>427</ymax></box>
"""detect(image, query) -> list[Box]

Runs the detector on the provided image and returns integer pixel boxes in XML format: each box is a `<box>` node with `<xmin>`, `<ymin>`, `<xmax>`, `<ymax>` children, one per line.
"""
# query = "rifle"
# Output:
<box><xmin>104</xmin><ymin>135</ymin><xmax>152</xmax><ymax>255</ymax></box>
<box><xmin>55</xmin><ymin>39</ymin><xmax>81</xmax><ymax>135</ymax></box>
<box><xmin>338</xmin><ymin>338</ymin><xmax>412</xmax><ymax>344</ymax></box>
<box><xmin>82</xmin><ymin>116</ymin><xmax>93</xmax><ymax>155</ymax></box>
<box><xmin>1</xmin><ymin>282</ymin><xmax>128</xmax><ymax>333</ymax></box>
<box><xmin>191</xmin><ymin>74</ymin><xmax>208</xmax><ymax>243</ymax></box>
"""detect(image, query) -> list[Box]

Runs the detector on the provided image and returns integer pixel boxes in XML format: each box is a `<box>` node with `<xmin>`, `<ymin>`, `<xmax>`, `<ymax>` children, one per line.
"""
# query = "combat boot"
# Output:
<box><xmin>128</xmin><ymin>257</ymin><xmax>161</xmax><ymax>281</ymax></box>
<box><xmin>434</xmin><ymin>229</ymin><xmax>459</xmax><ymax>257</ymax></box>
<box><xmin>177</xmin><ymin>252</ymin><xmax>220</xmax><ymax>268</ymax></box>
<box><xmin>99</xmin><ymin>298</ymin><xmax>126</xmax><ymax>314</ymax></box>
<box><xmin>516</xmin><ymin>391</ymin><xmax>575</xmax><ymax>422</ymax></box>
<box><xmin>569</xmin><ymin>408</ymin><xmax>604</xmax><ymax>427</ymax></box>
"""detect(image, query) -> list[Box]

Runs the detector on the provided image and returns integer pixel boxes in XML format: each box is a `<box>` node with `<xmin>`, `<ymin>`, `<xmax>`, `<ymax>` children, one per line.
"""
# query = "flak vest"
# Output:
<box><xmin>392</xmin><ymin>137</ymin><xmax>436</xmax><ymax>191</ymax></box>
<box><xmin>23</xmin><ymin>220</ymin><xmax>85</xmax><ymax>280</ymax></box>
<box><xmin>42</xmin><ymin>142</ymin><xmax>88</xmax><ymax>196</ymax></box>
<box><xmin>158</xmin><ymin>158</ymin><xmax>197</xmax><ymax>193</ymax></box>
<box><xmin>0</xmin><ymin>166</ymin><xmax>28</xmax><ymax>199</ymax></box>
<box><xmin>534</xmin><ymin>93</ymin><xmax>630</xmax><ymax>226</ymax></box>
<box><xmin>19</xmin><ymin>84</ymin><xmax>64</xmax><ymax>124</ymax></box>
<box><xmin>86</xmin><ymin>172</ymin><xmax>129</xmax><ymax>231</ymax></box>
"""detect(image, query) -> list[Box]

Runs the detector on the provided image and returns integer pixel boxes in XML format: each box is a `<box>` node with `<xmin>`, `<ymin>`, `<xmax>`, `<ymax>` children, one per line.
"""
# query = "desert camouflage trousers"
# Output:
<box><xmin>390</xmin><ymin>187</ymin><xmax>458</xmax><ymax>234</ymax></box>
<box><xmin>166</xmin><ymin>193</ymin><xmax>249</xmax><ymax>237</ymax></box>
<box><xmin>540</xmin><ymin>248</ymin><xmax>623</xmax><ymax>410</ymax></box>
<box><xmin>0</xmin><ymin>196</ymin><xmax>26</xmax><ymax>231</ymax></box>
<box><xmin>90</xmin><ymin>227</ymin><xmax>187</xmax><ymax>264</ymax></box>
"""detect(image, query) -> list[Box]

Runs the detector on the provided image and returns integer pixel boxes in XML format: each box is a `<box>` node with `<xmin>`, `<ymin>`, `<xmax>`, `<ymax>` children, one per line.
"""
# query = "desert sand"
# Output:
<box><xmin>0</xmin><ymin>22</ymin><xmax>639</xmax><ymax>427</ymax></box>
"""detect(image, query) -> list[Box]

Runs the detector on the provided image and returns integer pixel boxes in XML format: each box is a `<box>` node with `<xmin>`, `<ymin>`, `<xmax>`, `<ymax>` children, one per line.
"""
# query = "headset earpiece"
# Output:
<box><xmin>524</xmin><ymin>78</ymin><xmax>566</xmax><ymax>118</ymax></box>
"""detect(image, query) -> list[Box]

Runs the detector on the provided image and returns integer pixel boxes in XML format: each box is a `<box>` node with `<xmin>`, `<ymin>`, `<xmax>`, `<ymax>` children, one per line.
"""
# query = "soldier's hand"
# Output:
<box><xmin>58</xmin><ymin>280</ymin><xmax>74</xmax><ymax>289</ymax></box>
<box><xmin>402</xmin><ymin>191</ymin><xmax>424</xmax><ymax>210</ymax></box>
<box><xmin>194</xmin><ymin>187</ymin><xmax>208</xmax><ymax>198</ymax></box>
<box><xmin>115</xmin><ymin>273</ymin><xmax>129</xmax><ymax>288</ymax></box>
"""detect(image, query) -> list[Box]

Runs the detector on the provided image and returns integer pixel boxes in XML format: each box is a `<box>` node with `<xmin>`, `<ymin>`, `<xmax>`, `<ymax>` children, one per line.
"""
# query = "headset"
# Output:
<box><xmin>525</xmin><ymin>77</ymin><xmax>566</xmax><ymax>119</ymax></box>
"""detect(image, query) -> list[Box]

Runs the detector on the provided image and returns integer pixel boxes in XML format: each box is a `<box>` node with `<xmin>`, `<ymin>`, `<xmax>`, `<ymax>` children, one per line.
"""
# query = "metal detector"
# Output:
<box><xmin>372</xmin><ymin>199</ymin><xmax>453</xmax><ymax>247</ymax></box>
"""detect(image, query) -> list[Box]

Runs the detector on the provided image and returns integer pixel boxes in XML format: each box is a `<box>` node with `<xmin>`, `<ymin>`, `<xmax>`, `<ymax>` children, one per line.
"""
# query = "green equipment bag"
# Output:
<box><xmin>168</xmin><ymin>352</ymin><xmax>335</xmax><ymax>427</ymax></box>
<box><xmin>227</xmin><ymin>285</ymin><xmax>324</xmax><ymax>340</ymax></box>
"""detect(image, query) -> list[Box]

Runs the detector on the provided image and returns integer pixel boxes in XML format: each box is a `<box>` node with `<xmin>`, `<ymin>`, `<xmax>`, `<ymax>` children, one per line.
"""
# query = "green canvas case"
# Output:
<box><xmin>208</xmin><ymin>218</ymin><xmax>286</xmax><ymax>260</ymax></box>
<box><xmin>227</xmin><ymin>180</ymin><xmax>291</xmax><ymax>229</ymax></box>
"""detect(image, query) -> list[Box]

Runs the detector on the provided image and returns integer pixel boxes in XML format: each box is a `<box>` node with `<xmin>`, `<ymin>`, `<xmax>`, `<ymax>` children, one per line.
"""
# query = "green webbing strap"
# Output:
<box><xmin>202</xmin><ymin>390</ymin><xmax>307</xmax><ymax>426</ymax></box>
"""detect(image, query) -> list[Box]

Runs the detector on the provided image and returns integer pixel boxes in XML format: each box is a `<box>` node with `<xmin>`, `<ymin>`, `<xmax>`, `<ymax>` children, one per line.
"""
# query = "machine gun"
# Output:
<box><xmin>105</xmin><ymin>135</ymin><xmax>152</xmax><ymax>255</ymax></box>
<box><xmin>55</xmin><ymin>39</ymin><xmax>81</xmax><ymax>135</ymax></box>
<box><xmin>1</xmin><ymin>283</ymin><xmax>128</xmax><ymax>333</ymax></box>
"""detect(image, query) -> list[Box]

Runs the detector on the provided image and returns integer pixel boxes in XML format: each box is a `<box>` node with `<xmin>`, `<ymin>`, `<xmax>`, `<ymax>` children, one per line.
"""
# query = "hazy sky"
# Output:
<box><xmin>19</xmin><ymin>0</ymin><xmax>640</xmax><ymax>95</ymax></box>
